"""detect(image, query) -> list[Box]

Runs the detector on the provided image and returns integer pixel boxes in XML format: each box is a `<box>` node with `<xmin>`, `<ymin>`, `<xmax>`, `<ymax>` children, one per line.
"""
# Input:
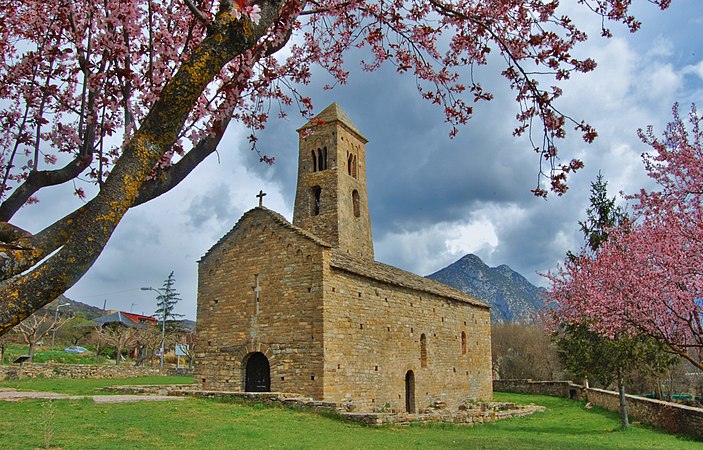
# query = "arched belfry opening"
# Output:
<box><xmin>347</xmin><ymin>152</ymin><xmax>357</xmax><ymax>178</ymax></box>
<box><xmin>405</xmin><ymin>370</ymin><xmax>416</xmax><ymax>413</ymax></box>
<box><xmin>244</xmin><ymin>352</ymin><xmax>271</xmax><ymax>392</ymax></box>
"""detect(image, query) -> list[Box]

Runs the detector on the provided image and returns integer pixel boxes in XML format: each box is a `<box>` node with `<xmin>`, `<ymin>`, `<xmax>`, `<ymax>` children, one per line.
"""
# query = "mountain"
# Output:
<box><xmin>426</xmin><ymin>254</ymin><xmax>545</xmax><ymax>323</ymax></box>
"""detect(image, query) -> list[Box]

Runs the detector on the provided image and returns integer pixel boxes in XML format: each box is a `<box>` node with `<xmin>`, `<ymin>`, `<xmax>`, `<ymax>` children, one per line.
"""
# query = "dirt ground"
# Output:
<box><xmin>0</xmin><ymin>388</ymin><xmax>184</xmax><ymax>403</ymax></box>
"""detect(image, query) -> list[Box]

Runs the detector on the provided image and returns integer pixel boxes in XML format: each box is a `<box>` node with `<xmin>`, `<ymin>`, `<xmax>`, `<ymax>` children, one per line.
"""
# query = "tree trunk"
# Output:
<box><xmin>28</xmin><ymin>342</ymin><xmax>35</xmax><ymax>362</ymax></box>
<box><xmin>618</xmin><ymin>378</ymin><xmax>630</xmax><ymax>429</ymax></box>
<box><xmin>115</xmin><ymin>345</ymin><xmax>122</xmax><ymax>365</ymax></box>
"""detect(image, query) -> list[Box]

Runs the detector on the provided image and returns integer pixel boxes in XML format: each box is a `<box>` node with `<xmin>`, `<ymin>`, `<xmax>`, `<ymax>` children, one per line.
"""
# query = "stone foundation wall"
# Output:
<box><xmin>494</xmin><ymin>379</ymin><xmax>703</xmax><ymax>441</ymax></box>
<box><xmin>0</xmin><ymin>363</ymin><xmax>164</xmax><ymax>380</ymax></box>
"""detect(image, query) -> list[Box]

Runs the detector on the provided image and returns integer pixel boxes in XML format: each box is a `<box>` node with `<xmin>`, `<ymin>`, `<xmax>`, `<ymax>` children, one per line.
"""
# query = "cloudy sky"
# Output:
<box><xmin>13</xmin><ymin>1</ymin><xmax>703</xmax><ymax>319</ymax></box>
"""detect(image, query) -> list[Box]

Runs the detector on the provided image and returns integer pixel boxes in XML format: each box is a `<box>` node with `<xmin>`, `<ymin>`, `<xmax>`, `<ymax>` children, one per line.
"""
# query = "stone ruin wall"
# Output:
<box><xmin>0</xmin><ymin>363</ymin><xmax>164</xmax><ymax>380</ymax></box>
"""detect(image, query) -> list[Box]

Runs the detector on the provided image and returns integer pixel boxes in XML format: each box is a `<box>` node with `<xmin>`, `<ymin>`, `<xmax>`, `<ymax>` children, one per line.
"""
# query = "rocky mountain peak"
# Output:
<box><xmin>426</xmin><ymin>254</ymin><xmax>544</xmax><ymax>323</ymax></box>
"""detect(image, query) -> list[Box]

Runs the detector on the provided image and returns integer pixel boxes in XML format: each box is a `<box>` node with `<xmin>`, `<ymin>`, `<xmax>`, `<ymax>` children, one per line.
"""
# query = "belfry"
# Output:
<box><xmin>195</xmin><ymin>103</ymin><xmax>492</xmax><ymax>412</ymax></box>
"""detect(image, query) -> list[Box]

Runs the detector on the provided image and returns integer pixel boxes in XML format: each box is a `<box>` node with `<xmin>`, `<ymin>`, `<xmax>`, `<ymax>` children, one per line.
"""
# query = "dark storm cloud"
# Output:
<box><xmin>26</xmin><ymin>0</ymin><xmax>700</xmax><ymax>317</ymax></box>
<box><xmin>187</xmin><ymin>182</ymin><xmax>236</xmax><ymax>229</ymax></box>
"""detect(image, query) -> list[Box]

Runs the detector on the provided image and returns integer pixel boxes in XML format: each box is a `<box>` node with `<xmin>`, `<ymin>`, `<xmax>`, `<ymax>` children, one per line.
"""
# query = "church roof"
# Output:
<box><xmin>298</xmin><ymin>103</ymin><xmax>367</xmax><ymax>142</ymax></box>
<box><xmin>200</xmin><ymin>207</ymin><xmax>332</xmax><ymax>261</ymax></box>
<box><xmin>202</xmin><ymin>207</ymin><xmax>487</xmax><ymax>309</ymax></box>
<box><xmin>330</xmin><ymin>252</ymin><xmax>490</xmax><ymax>309</ymax></box>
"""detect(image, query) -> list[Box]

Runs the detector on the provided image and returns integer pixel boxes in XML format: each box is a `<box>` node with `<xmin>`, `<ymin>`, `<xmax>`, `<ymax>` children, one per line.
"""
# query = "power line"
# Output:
<box><xmin>70</xmin><ymin>287</ymin><xmax>142</xmax><ymax>298</ymax></box>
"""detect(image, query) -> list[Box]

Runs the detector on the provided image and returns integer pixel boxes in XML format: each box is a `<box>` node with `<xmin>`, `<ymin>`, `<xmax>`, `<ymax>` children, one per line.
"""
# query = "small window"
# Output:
<box><xmin>352</xmin><ymin>190</ymin><xmax>360</xmax><ymax>218</ymax></box>
<box><xmin>420</xmin><ymin>333</ymin><xmax>427</xmax><ymax>368</ymax></box>
<box><xmin>311</xmin><ymin>185</ymin><xmax>321</xmax><ymax>215</ymax></box>
<box><xmin>461</xmin><ymin>331</ymin><xmax>467</xmax><ymax>355</ymax></box>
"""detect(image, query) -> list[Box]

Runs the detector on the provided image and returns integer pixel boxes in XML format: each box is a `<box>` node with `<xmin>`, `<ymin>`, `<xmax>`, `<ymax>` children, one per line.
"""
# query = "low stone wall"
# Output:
<box><xmin>494</xmin><ymin>379</ymin><xmax>703</xmax><ymax>441</ymax></box>
<box><xmin>0</xmin><ymin>363</ymin><xmax>166</xmax><ymax>380</ymax></box>
<box><xmin>585</xmin><ymin>388</ymin><xmax>703</xmax><ymax>441</ymax></box>
<box><xmin>493</xmin><ymin>379</ymin><xmax>582</xmax><ymax>399</ymax></box>
<box><xmin>104</xmin><ymin>385</ymin><xmax>545</xmax><ymax>426</ymax></box>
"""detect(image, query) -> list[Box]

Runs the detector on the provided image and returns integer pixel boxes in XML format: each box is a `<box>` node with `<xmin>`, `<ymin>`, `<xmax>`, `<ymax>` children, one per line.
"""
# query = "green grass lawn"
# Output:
<box><xmin>0</xmin><ymin>375</ymin><xmax>194</xmax><ymax>395</ymax></box>
<box><xmin>0</xmin><ymin>379</ymin><xmax>698</xmax><ymax>449</ymax></box>
<box><xmin>3</xmin><ymin>344</ymin><xmax>103</xmax><ymax>365</ymax></box>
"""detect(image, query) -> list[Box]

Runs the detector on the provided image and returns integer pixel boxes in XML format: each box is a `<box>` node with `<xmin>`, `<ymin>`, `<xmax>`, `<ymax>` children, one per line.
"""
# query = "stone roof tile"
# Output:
<box><xmin>329</xmin><ymin>251</ymin><xmax>489</xmax><ymax>309</ymax></box>
<box><xmin>298</xmin><ymin>103</ymin><xmax>367</xmax><ymax>142</ymax></box>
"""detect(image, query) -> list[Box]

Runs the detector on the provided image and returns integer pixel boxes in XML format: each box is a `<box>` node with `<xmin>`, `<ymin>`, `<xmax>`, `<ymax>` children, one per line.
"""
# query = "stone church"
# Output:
<box><xmin>194</xmin><ymin>103</ymin><xmax>492</xmax><ymax>413</ymax></box>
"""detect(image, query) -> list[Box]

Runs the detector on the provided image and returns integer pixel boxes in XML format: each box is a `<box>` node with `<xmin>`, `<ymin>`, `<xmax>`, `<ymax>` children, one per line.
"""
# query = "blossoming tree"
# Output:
<box><xmin>0</xmin><ymin>0</ymin><xmax>671</xmax><ymax>334</ymax></box>
<box><xmin>547</xmin><ymin>104</ymin><xmax>703</xmax><ymax>371</ymax></box>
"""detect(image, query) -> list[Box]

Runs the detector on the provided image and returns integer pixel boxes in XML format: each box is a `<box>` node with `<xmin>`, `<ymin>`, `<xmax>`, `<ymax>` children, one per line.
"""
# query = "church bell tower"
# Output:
<box><xmin>293</xmin><ymin>103</ymin><xmax>374</xmax><ymax>259</ymax></box>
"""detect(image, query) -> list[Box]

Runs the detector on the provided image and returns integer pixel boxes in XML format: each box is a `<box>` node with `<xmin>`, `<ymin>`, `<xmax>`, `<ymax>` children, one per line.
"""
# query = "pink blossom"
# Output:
<box><xmin>546</xmin><ymin>104</ymin><xmax>703</xmax><ymax>370</ymax></box>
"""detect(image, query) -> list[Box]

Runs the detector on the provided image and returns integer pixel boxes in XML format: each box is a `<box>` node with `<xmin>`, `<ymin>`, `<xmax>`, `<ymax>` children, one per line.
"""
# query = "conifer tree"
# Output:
<box><xmin>155</xmin><ymin>271</ymin><xmax>184</xmax><ymax>330</ymax></box>
<box><xmin>553</xmin><ymin>173</ymin><xmax>672</xmax><ymax>429</ymax></box>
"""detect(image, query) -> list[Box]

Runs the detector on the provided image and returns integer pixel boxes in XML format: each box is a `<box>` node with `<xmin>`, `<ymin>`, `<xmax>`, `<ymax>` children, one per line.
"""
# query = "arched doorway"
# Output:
<box><xmin>244</xmin><ymin>352</ymin><xmax>271</xmax><ymax>392</ymax></box>
<box><xmin>405</xmin><ymin>370</ymin><xmax>416</xmax><ymax>413</ymax></box>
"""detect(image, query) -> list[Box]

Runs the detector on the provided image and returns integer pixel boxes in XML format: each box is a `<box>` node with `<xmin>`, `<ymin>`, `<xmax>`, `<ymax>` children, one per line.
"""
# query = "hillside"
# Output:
<box><xmin>40</xmin><ymin>296</ymin><xmax>105</xmax><ymax>319</ymax></box>
<box><xmin>426</xmin><ymin>254</ymin><xmax>544</xmax><ymax>323</ymax></box>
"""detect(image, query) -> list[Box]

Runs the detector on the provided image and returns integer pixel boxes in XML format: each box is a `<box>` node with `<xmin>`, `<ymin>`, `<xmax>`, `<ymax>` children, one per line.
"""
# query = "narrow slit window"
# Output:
<box><xmin>311</xmin><ymin>185</ymin><xmax>322</xmax><ymax>216</ymax></box>
<box><xmin>420</xmin><ymin>333</ymin><xmax>427</xmax><ymax>368</ymax></box>
<box><xmin>352</xmin><ymin>190</ymin><xmax>360</xmax><ymax>218</ymax></box>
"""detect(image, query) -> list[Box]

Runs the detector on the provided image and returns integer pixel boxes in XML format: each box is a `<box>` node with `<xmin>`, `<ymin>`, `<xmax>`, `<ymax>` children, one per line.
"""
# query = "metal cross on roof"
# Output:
<box><xmin>256</xmin><ymin>190</ymin><xmax>267</xmax><ymax>207</ymax></box>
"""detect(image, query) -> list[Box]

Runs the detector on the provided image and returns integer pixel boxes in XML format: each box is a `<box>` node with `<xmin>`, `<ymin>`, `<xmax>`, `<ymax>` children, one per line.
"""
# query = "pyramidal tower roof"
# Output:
<box><xmin>299</xmin><ymin>103</ymin><xmax>366</xmax><ymax>142</ymax></box>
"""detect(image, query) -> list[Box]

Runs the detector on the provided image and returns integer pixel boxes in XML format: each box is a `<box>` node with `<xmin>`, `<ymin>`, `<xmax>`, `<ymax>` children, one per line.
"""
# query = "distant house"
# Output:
<box><xmin>97</xmin><ymin>310</ymin><xmax>158</xmax><ymax>327</ymax></box>
<box><xmin>93</xmin><ymin>311</ymin><xmax>146</xmax><ymax>328</ymax></box>
<box><xmin>122</xmin><ymin>312</ymin><xmax>158</xmax><ymax>326</ymax></box>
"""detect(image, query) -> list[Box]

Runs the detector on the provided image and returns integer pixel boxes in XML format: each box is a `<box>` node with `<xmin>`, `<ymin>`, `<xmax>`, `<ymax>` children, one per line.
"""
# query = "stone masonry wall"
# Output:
<box><xmin>585</xmin><ymin>388</ymin><xmax>703</xmax><ymax>441</ymax></box>
<box><xmin>0</xmin><ymin>363</ymin><xmax>162</xmax><ymax>380</ymax></box>
<box><xmin>195</xmin><ymin>209</ymin><xmax>326</xmax><ymax>398</ymax></box>
<box><xmin>323</xmin><ymin>264</ymin><xmax>493</xmax><ymax>413</ymax></box>
<box><xmin>494</xmin><ymin>379</ymin><xmax>703</xmax><ymax>441</ymax></box>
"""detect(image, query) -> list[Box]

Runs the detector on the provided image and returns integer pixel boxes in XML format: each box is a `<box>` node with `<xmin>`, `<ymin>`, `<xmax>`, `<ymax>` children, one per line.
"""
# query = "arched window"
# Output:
<box><xmin>352</xmin><ymin>190</ymin><xmax>360</xmax><ymax>218</ymax></box>
<box><xmin>347</xmin><ymin>153</ymin><xmax>357</xmax><ymax>178</ymax></box>
<box><xmin>461</xmin><ymin>331</ymin><xmax>467</xmax><ymax>355</ymax></box>
<box><xmin>420</xmin><ymin>333</ymin><xmax>427</xmax><ymax>368</ymax></box>
<box><xmin>311</xmin><ymin>150</ymin><xmax>317</xmax><ymax>172</ymax></box>
<box><xmin>311</xmin><ymin>185</ymin><xmax>322</xmax><ymax>216</ymax></box>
